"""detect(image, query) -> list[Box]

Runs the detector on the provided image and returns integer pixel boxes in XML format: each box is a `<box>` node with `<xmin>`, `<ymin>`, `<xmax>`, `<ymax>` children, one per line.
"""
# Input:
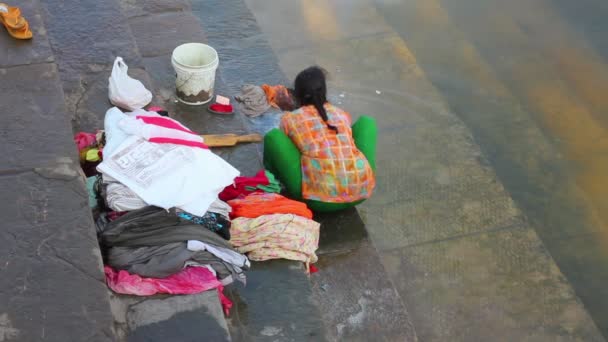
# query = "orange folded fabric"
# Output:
<box><xmin>228</xmin><ymin>193</ymin><xmax>313</xmax><ymax>219</ymax></box>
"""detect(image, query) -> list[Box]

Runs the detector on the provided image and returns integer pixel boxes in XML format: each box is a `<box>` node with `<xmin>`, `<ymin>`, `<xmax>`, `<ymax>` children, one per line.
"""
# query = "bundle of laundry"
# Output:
<box><xmin>230</xmin><ymin>214</ymin><xmax>320</xmax><ymax>264</ymax></box>
<box><xmin>234</xmin><ymin>84</ymin><xmax>296</xmax><ymax>116</ymax></box>
<box><xmin>234</xmin><ymin>84</ymin><xmax>271</xmax><ymax>117</ymax></box>
<box><xmin>227</xmin><ymin>193</ymin><xmax>320</xmax><ymax>265</ymax></box>
<box><xmin>261</xmin><ymin>84</ymin><xmax>296</xmax><ymax>111</ymax></box>
<box><xmin>97</xmin><ymin>107</ymin><xmax>240</xmax><ymax>216</ymax></box>
<box><xmin>219</xmin><ymin>169</ymin><xmax>281</xmax><ymax>201</ymax></box>
<box><xmin>100</xmin><ymin>206</ymin><xmax>250</xmax><ymax>284</ymax></box>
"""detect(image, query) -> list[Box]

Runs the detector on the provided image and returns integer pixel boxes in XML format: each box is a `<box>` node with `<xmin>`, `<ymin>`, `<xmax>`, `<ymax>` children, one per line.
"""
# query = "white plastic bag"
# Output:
<box><xmin>108</xmin><ymin>57</ymin><xmax>152</xmax><ymax>111</ymax></box>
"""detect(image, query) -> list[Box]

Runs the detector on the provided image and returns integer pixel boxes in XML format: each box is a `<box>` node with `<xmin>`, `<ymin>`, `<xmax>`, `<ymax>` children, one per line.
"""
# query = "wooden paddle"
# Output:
<box><xmin>201</xmin><ymin>133</ymin><xmax>263</xmax><ymax>147</ymax></box>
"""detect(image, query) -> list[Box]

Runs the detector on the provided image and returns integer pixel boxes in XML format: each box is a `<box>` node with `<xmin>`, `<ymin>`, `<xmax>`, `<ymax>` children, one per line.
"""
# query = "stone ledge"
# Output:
<box><xmin>0</xmin><ymin>168</ymin><xmax>115</xmax><ymax>342</ymax></box>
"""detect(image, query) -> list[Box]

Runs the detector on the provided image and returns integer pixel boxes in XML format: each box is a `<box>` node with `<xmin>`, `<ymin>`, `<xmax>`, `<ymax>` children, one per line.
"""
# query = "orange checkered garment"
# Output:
<box><xmin>280</xmin><ymin>104</ymin><xmax>375</xmax><ymax>203</ymax></box>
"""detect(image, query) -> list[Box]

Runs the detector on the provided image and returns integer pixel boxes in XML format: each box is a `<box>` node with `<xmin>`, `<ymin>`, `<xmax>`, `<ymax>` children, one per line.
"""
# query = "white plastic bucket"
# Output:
<box><xmin>171</xmin><ymin>43</ymin><xmax>219</xmax><ymax>105</ymax></box>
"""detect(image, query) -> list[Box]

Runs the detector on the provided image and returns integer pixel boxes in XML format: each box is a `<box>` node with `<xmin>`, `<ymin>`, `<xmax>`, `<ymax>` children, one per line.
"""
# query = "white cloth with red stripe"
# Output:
<box><xmin>118</xmin><ymin>115</ymin><xmax>208</xmax><ymax>149</ymax></box>
<box><xmin>98</xmin><ymin>107</ymin><xmax>240</xmax><ymax>216</ymax></box>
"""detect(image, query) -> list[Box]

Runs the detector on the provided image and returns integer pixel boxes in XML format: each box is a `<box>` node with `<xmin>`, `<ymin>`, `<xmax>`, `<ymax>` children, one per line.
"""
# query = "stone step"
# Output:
<box><xmin>0</xmin><ymin>0</ymin><xmax>116</xmax><ymax>340</ymax></box>
<box><xmin>111</xmin><ymin>291</ymin><xmax>230</xmax><ymax>342</ymax></box>
<box><xmin>38</xmin><ymin>0</ymin><xmax>233</xmax><ymax>340</ymax></box>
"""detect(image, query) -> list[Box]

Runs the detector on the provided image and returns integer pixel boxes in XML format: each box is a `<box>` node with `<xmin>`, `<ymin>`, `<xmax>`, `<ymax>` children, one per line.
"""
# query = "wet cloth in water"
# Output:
<box><xmin>227</xmin><ymin>193</ymin><xmax>313</xmax><ymax>219</ymax></box>
<box><xmin>101</xmin><ymin>206</ymin><xmax>249</xmax><ymax>281</ymax></box>
<box><xmin>230</xmin><ymin>214</ymin><xmax>320</xmax><ymax>263</ymax></box>
<box><xmin>104</xmin><ymin>266</ymin><xmax>233</xmax><ymax>315</ymax></box>
<box><xmin>234</xmin><ymin>84</ymin><xmax>271</xmax><ymax>117</ymax></box>
<box><xmin>261</xmin><ymin>84</ymin><xmax>296</xmax><ymax>111</ymax></box>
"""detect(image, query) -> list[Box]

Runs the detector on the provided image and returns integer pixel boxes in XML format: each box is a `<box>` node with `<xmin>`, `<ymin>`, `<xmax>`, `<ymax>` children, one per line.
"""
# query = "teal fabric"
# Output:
<box><xmin>264</xmin><ymin>115</ymin><xmax>377</xmax><ymax>212</ymax></box>
<box><xmin>86</xmin><ymin>176</ymin><xmax>98</xmax><ymax>208</ymax></box>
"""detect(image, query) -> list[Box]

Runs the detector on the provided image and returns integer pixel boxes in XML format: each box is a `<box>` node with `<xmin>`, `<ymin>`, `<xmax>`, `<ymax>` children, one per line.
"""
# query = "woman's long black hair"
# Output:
<box><xmin>294</xmin><ymin>66</ymin><xmax>338</xmax><ymax>133</ymax></box>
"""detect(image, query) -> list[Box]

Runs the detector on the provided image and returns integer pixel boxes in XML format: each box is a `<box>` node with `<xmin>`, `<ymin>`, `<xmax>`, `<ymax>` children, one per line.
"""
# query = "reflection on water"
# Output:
<box><xmin>377</xmin><ymin>0</ymin><xmax>608</xmax><ymax>336</ymax></box>
<box><xmin>248</xmin><ymin>0</ymin><xmax>608</xmax><ymax>337</ymax></box>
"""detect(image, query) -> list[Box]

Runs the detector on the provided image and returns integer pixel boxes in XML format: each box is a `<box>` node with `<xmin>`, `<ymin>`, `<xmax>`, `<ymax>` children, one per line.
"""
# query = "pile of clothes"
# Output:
<box><xmin>228</xmin><ymin>193</ymin><xmax>320</xmax><ymax>270</ymax></box>
<box><xmin>77</xmin><ymin>106</ymin><xmax>250</xmax><ymax>314</ymax></box>
<box><xmin>77</xmin><ymin>107</ymin><xmax>321</xmax><ymax>314</ymax></box>
<box><xmin>75</xmin><ymin>59</ymin><xmax>322</xmax><ymax>316</ymax></box>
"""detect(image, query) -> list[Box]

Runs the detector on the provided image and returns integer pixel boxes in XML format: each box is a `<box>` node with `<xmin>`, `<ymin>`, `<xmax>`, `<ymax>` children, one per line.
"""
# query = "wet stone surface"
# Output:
<box><xmin>118</xmin><ymin>0</ymin><xmax>192</xmax><ymax>19</ymax></box>
<box><xmin>192</xmin><ymin>0</ymin><xmax>260</xmax><ymax>41</ymax></box>
<box><xmin>191</xmin><ymin>0</ymin><xmax>290</xmax><ymax>91</ymax></box>
<box><xmin>128</xmin><ymin>12</ymin><xmax>206</xmax><ymax>58</ymax></box>
<box><xmin>312</xmin><ymin>210</ymin><xmax>417</xmax><ymax>341</ymax></box>
<box><xmin>312</xmin><ymin>241</ymin><xmax>417</xmax><ymax>342</ymax></box>
<box><xmin>0</xmin><ymin>63</ymin><xmax>76</xmax><ymax>169</ymax></box>
<box><xmin>226</xmin><ymin>260</ymin><xmax>327</xmax><ymax>342</ymax></box>
<box><xmin>123</xmin><ymin>291</ymin><xmax>230</xmax><ymax>342</ymax></box>
<box><xmin>382</xmin><ymin>226</ymin><xmax>603</xmax><ymax>341</ymax></box>
<box><xmin>40</xmin><ymin>0</ymin><xmax>142</xmax><ymax>75</ymax></box>
<box><xmin>315</xmin><ymin>208</ymin><xmax>369</xmax><ymax>256</ymax></box>
<box><xmin>0</xmin><ymin>170</ymin><xmax>114</xmax><ymax>342</ymax></box>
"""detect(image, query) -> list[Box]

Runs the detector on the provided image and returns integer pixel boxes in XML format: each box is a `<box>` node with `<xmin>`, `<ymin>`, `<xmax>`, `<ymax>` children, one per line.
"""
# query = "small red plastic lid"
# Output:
<box><xmin>209</xmin><ymin>103</ymin><xmax>234</xmax><ymax>114</ymax></box>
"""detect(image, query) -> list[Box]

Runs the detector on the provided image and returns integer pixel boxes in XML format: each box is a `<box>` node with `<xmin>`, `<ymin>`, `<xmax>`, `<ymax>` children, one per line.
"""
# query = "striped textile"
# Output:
<box><xmin>118</xmin><ymin>115</ymin><xmax>208</xmax><ymax>149</ymax></box>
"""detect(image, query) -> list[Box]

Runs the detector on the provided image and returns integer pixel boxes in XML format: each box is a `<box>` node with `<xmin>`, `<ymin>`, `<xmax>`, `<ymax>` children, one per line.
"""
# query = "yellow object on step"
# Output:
<box><xmin>85</xmin><ymin>148</ymin><xmax>101</xmax><ymax>162</ymax></box>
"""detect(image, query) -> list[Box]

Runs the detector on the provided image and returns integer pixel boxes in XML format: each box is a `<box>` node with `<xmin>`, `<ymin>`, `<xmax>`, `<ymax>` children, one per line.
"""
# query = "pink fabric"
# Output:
<box><xmin>74</xmin><ymin>132</ymin><xmax>97</xmax><ymax>151</ymax></box>
<box><xmin>121</xmin><ymin>115</ymin><xmax>209</xmax><ymax>149</ymax></box>
<box><xmin>104</xmin><ymin>266</ymin><xmax>232</xmax><ymax>315</ymax></box>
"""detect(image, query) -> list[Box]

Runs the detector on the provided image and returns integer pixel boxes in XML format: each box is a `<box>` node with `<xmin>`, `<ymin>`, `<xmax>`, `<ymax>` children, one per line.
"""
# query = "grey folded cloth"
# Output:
<box><xmin>234</xmin><ymin>84</ymin><xmax>271</xmax><ymax>117</ymax></box>
<box><xmin>108</xmin><ymin>242</ymin><xmax>244</xmax><ymax>282</ymax></box>
<box><xmin>101</xmin><ymin>206</ymin><xmax>248</xmax><ymax>283</ymax></box>
<box><xmin>101</xmin><ymin>206</ymin><xmax>231</xmax><ymax>248</ymax></box>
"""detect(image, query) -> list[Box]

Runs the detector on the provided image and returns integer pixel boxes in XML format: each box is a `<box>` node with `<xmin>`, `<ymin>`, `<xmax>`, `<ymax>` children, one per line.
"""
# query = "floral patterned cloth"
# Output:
<box><xmin>229</xmin><ymin>214</ymin><xmax>320</xmax><ymax>263</ymax></box>
<box><xmin>280</xmin><ymin>103</ymin><xmax>375</xmax><ymax>203</ymax></box>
